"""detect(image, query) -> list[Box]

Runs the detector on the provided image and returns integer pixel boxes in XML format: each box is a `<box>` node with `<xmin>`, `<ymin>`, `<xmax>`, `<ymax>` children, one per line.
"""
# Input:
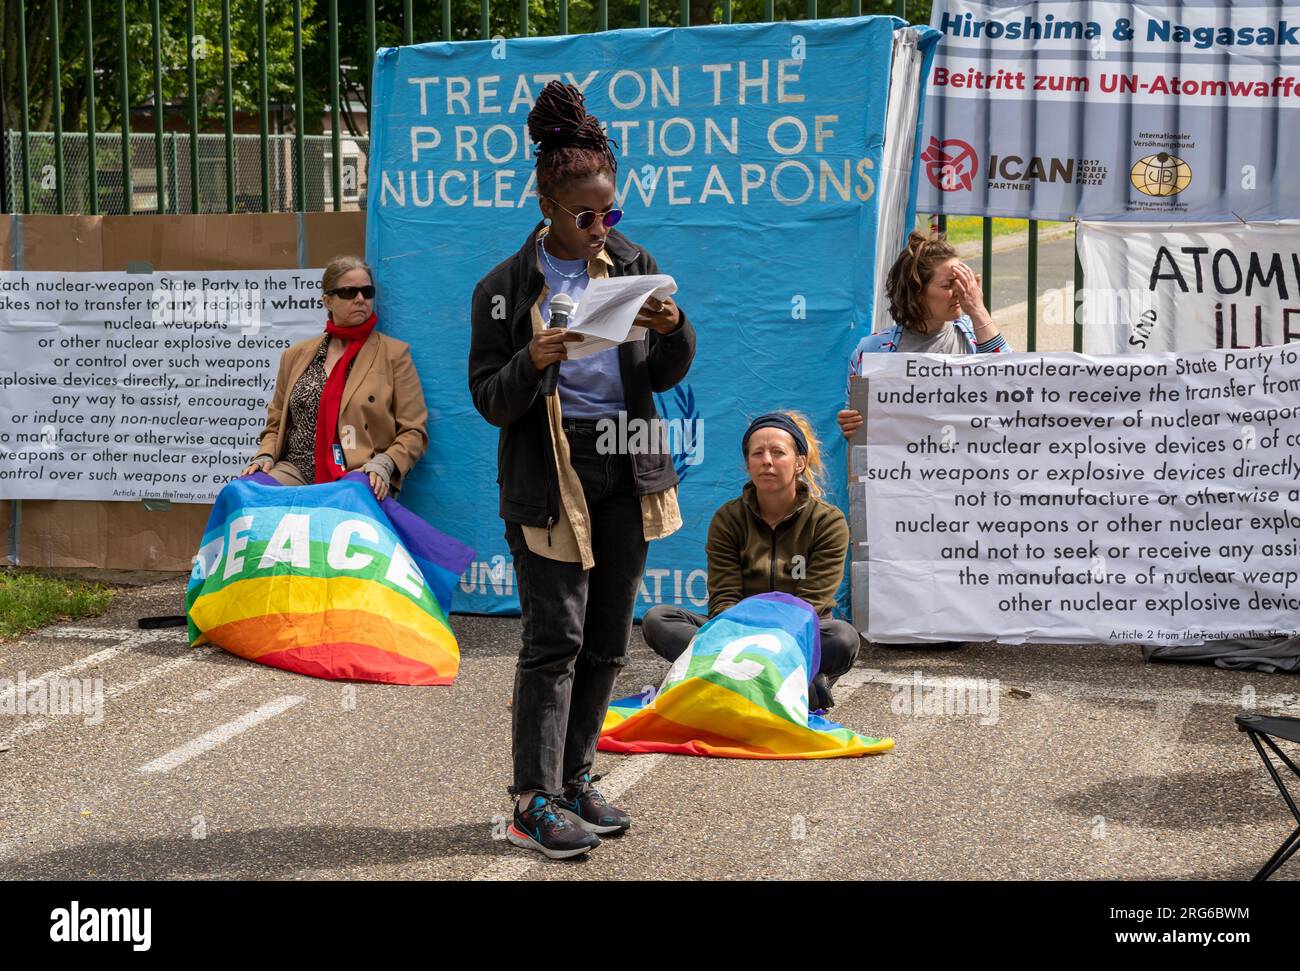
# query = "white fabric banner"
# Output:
<box><xmin>918</xmin><ymin>1</ymin><xmax>1300</xmax><ymax>221</ymax></box>
<box><xmin>1079</xmin><ymin>220</ymin><xmax>1300</xmax><ymax>353</ymax></box>
<box><xmin>855</xmin><ymin>345</ymin><xmax>1300</xmax><ymax>645</ymax></box>
<box><xmin>0</xmin><ymin>269</ymin><xmax>324</xmax><ymax>502</ymax></box>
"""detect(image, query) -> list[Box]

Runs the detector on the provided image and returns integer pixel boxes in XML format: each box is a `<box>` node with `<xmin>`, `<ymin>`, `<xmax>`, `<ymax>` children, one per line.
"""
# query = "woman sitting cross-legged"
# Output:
<box><xmin>642</xmin><ymin>411</ymin><xmax>860</xmax><ymax>711</ymax></box>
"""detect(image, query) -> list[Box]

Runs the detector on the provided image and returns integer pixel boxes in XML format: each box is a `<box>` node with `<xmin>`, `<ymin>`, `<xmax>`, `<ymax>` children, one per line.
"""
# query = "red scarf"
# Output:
<box><xmin>314</xmin><ymin>313</ymin><xmax>377</xmax><ymax>482</ymax></box>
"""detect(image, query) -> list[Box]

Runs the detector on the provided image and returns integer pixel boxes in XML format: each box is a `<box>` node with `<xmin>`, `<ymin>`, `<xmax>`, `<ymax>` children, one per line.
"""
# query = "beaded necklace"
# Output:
<box><xmin>538</xmin><ymin>234</ymin><xmax>589</xmax><ymax>280</ymax></box>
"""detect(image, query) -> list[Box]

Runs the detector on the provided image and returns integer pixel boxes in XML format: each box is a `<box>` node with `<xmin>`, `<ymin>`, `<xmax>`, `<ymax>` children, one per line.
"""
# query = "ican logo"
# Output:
<box><xmin>987</xmin><ymin>154</ymin><xmax>1108</xmax><ymax>191</ymax></box>
<box><xmin>921</xmin><ymin>136</ymin><xmax>978</xmax><ymax>192</ymax></box>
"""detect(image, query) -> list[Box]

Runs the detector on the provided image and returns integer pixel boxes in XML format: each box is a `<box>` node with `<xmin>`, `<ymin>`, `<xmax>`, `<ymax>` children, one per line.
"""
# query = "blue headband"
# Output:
<box><xmin>742</xmin><ymin>413</ymin><xmax>808</xmax><ymax>456</ymax></box>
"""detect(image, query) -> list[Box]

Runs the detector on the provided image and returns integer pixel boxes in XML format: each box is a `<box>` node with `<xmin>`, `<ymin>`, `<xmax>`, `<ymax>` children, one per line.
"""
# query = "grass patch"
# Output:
<box><xmin>0</xmin><ymin>571</ymin><xmax>116</xmax><ymax>641</ymax></box>
<box><xmin>915</xmin><ymin>215</ymin><xmax>1071</xmax><ymax>247</ymax></box>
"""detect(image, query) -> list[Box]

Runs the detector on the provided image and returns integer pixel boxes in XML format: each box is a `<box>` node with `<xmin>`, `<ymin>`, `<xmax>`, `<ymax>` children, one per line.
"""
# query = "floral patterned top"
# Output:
<box><xmin>283</xmin><ymin>335</ymin><xmax>355</xmax><ymax>483</ymax></box>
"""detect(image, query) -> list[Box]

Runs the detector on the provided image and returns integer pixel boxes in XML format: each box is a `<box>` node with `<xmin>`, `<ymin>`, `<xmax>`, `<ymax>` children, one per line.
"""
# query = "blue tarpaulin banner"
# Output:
<box><xmin>367</xmin><ymin>16</ymin><xmax>919</xmax><ymax>615</ymax></box>
<box><xmin>917</xmin><ymin>0</ymin><xmax>1300</xmax><ymax>221</ymax></box>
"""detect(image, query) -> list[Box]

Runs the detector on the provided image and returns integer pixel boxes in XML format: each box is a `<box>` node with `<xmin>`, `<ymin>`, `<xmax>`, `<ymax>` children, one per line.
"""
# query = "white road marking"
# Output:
<box><xmin>136</xmin><ymin>695</ymin><xmax>305</xmax><ymax>774</ymax></box>
<box><xmin>2</xmin><ymin>648</ymin><xmax>221</xmax><ymax>745</ymax></box>
<box><xmin>832</xmin><ymin>667</ymin><xmax>877</xmax><ymax>692</ymax></box>
<box><xmin>475</xmin><ymin>669</ymin><xmax>882</xmax><ymax>882</ymax></box>
<box><xmin>155</xmin><ymin>672</ymin><xmax>254</xmax><ymax>715</ymax></box>
<box><xmin>104</xmin><ymin>647</ymin><xmax>219</xmax><ymax>699</ymax></box>
<box><xmin>0</xmin><ymin>652</ymin><xmax>259</xmax><ymax>858</ymax></box>
<box><xmin>0</xmin><ymin>629</ymin><xmax>171</xmax><ymax>710</ymax></box>
<box><xmin>0</xmin><ymin>646</ymin><xmax>124</xmax><ymax>710</ymax></box>
<box><xmin>856</xmin><ymin>668</ymin><xmax>1300</xmax><ymax>712</ymax></box>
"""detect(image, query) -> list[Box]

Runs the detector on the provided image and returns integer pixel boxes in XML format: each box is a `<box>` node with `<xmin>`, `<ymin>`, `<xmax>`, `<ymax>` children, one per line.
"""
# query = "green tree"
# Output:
<box><xmin>1</xmin><ymin>1</ymin><xmax>320</xmax><ymax>134</ymax></box>
<box><xmin>5</xmin><ymin>1</ymin><xmax>929</xmax><ymax>138</ymax></box>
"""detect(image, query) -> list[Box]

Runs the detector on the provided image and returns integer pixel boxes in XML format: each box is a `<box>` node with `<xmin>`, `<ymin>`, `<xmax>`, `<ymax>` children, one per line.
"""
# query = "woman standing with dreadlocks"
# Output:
<box><xmin>468</xmin><ymin>81</ymin><xmax>696</xmax><ymax>859</ymax></box>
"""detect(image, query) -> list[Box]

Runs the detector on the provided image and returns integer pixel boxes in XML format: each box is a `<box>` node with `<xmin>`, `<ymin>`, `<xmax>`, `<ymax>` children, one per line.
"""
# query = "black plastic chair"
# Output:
<box><xmin>1236</xmin><ymin>713</ymin><xmax>1300</xmax><ymax>881</ymax></box>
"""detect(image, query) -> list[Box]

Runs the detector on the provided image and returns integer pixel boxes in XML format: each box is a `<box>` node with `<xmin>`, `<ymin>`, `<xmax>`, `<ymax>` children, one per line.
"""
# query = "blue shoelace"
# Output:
<box><xmin>525</xmin><ymin>797</ymin><xmax>569</xmax><ymax>829</ymax></box>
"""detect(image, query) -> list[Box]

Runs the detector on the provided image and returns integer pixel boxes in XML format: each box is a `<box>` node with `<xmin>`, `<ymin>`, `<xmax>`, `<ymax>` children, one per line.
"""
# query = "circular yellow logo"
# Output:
<box><xmin>1130</xmin><ymin>152</ymin><xmax>1192</xmax><ymax>197</ymax></box>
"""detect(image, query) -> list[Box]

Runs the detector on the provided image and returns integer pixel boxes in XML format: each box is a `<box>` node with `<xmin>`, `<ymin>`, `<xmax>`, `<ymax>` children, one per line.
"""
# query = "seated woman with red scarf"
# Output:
<box><xmin>241</xmin><ymin>255</ymin><xmax>428</xmax><ymax>499</ymax></box>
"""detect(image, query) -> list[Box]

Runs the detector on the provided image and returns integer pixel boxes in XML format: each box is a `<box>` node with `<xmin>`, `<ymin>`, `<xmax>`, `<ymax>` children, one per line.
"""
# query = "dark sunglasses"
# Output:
<box><xmin>325</xmin><ymin>285</ymin><xmax>376</xmax><ymax>300</ymax></box>
<box><xmin>546</xmin><ymin>197</ymin><xmax>623</xmax><ymax>230</ymax></box>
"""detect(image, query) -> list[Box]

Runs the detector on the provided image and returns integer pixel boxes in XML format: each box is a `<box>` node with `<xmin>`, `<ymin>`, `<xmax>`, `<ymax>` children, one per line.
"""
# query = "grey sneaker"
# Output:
<box><xmin>507</xmin><ymin>794</ymin><xmax>600</xmax><ymax>859</ymax></box>
<box><xmin>555</xmin><ymin>774</ymin><xmax>631</xmax><ymax>835</ymax></box>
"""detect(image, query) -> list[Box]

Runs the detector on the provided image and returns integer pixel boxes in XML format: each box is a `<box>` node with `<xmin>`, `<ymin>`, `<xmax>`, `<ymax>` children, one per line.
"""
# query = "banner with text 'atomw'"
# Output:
<box><xmin>367</xmin><ymin>17</ymin><xmax>911</xmax><ymax>615</ymax></box>
<box><xmin>1078</xmin><ymin>221</ymin><xmax>1300</xmax><ymax>353</ymax></box>
<box><xmin>855</xmin><ymin>344</ymin><xmax>1300</xmax><ymax>645</ymax></box>
<box><xmin>0</xmin><ymin>269</ymin><xmax>323</xmax><ymax>502</ymax></box>
<box><xmin>917</xmin><ymin>0</ymin><xmax>1300</xmax><ymax>221</ymax></box>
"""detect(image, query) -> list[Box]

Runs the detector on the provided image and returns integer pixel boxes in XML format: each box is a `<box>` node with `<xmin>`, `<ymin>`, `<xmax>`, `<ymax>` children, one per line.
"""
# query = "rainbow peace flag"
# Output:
<box><xmin>599</xmin><ymin>593</ymin><xmax>893</xmax><ymax>759</ymax></box>
<box><xmin>186</xmin><ymin>472</ymin><xmax>475</xmax><ymax>685</ymax></box>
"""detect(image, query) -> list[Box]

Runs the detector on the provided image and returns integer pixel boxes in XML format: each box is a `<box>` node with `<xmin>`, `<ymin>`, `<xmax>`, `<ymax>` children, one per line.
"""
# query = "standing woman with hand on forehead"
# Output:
<box><xmin>469</xmin><ymin>81</ymin><xmax>696</xmax><ymax>860</ymax></box>
<box><xmin>836</xmin><ymin>231</ymin><xmax>1009</xmax><ymax>652</ymax></box>
<box><xmin>243</xmin><ymin>256</ymin><xmax>428</xmax><ymax>500</ymax></box>
<box><xmin>838</xmin><ymin>231</ymin><xmax>1012</xmax><ymax>440</ymax></box>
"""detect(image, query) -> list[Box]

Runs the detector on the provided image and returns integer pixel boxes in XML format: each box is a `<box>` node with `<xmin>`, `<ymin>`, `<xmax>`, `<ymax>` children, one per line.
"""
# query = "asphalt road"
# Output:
<box><xmin>1</xmin><ymin>576</ymin><xmax>1296</xmax><ymax>881</ymax></box>
<box><xmin>977</xmin><ymin>234</ymin><xmax>1078</xmax><ymax>317</ymax></box>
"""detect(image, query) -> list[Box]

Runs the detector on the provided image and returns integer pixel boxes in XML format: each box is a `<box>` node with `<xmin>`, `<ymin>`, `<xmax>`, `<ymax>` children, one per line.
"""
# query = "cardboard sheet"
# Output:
<box><xmin>101</xmin><ymin>214</ymin><xmax>299</xmax><ymax>271</ymax></box>
<box><xmin>303</xmin><ymin>211</ymin><xmax>366</xmax><ymax>267</ymax></box>
<box><xmin>15</xmin><ymin>500</ymin><xmax>209</xmax><ymax>570</ymax></box>
<box><xmin>5</xmin><ymin>212</ymin><xmax>365</xmax><ymax>570</ymax></box>
<box><xmin>20</xmin><ymin>216</ymin><xmax>104</xmax><ymax>271</ymax></box>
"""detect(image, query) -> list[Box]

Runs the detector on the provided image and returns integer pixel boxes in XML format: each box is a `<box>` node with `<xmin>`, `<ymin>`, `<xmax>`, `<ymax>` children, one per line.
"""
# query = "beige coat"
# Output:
<box><xmin>256</xmin><ymin>331</ymin><xmax>428</xmax><ymax>491</ymax></box>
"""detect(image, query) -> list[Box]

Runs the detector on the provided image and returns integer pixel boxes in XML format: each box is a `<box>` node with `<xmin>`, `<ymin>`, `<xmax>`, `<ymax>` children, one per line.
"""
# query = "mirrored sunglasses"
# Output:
<box><xmin>574</xmin><ymin>208</ymin><xmax>623</xmax><ymax>230</ymax></box>
<box><xmin>547</xmin><ymin>196</ymin><xmax>624</xmax><ymax>231</ymax></box>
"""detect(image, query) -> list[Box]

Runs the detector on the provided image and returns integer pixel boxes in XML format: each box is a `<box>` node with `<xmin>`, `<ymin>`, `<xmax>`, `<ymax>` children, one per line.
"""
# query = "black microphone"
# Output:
<box><xmin>540</xmin><ymin>292</ymin><xmax>576</xmax><ymax>397</ymax></box>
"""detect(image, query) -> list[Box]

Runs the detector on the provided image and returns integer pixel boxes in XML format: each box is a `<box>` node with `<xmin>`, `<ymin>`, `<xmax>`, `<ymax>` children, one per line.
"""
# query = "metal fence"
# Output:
<box><xmin>3</xmin><ymin>131</ymin><xmax>369</xmax><ymax>215</ymax></box>
<box><xmin>2</xmin><ymin>1</ymin><xmax>911</xmax><ymax>217</ymax></box>
<box><xmin>0</xmin><ymin>0</ymin><xmax>1077</xmax><ymax>349</ymax></box>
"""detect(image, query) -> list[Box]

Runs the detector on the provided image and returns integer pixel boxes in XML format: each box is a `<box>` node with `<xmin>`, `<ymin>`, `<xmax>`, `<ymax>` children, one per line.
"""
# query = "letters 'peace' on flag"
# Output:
<box><xmin>187</xmin><ymin>473</ymin><xmax>475</xmax><ymax>685</ymax></box>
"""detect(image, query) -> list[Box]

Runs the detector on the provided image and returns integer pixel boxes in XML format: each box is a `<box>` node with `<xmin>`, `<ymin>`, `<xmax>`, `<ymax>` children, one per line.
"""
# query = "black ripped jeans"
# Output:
<box><xmin>505</xmin><ymin>418</ymin><xmax>649</xmax><ymax>798</ymax></box>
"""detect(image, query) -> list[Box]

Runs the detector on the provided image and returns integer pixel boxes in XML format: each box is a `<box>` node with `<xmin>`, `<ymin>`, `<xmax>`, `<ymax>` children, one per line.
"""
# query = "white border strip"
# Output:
<box><xmin>136</xmin><ymin>695</ymin><xmax>304</xmax><ymax>774</ymax></box>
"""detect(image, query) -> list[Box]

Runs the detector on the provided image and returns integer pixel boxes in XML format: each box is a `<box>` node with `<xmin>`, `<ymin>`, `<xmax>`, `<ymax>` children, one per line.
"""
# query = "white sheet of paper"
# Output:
<box><xmin>564</xmin><ymin>274</ymin><xmax>677</xmax><ymax>360</ymax></box>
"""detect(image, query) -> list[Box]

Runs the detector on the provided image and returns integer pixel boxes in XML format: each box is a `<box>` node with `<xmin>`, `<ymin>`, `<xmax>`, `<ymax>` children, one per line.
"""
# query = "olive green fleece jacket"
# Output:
<box><xmin>705</xmin><ymin>480</ymin><xmax>849</xmax><ymax>618</ymax></box>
